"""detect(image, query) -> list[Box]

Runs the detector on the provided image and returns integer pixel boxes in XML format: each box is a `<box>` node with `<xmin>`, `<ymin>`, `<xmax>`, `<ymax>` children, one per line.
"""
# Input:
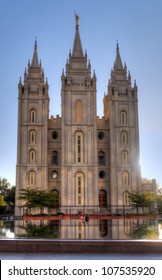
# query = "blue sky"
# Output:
<box><xmin>0</xmin><ymin>0</ymin><xmax>162</xmax><ymax>188</ymax></box>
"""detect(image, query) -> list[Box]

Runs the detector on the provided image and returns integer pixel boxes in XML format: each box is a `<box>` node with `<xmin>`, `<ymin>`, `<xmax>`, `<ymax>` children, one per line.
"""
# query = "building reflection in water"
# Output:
<box><xmin>13</xmin><ymin>218</ymin><xmax>162</xmax><ymax>240</ymax></box>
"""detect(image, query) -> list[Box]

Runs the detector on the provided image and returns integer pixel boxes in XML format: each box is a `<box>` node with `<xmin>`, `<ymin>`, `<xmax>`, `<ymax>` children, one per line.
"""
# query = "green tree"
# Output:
<box><xmin>0</xmin><ymin>178</ymin><xmax>10</xmax><ymax>196</ymax></box>
<box><xmin>129</xmin><ymin>191</ymin><xmax>155</xmax><ymax>214</ymax></box>
<box><xmin>0</xmin><ymin>195</ymin><xmax>6</xmax><ymax>207</ymax></box>
<box><xmin>156</xmin><ymin>195</ymin><xmax>162</xmax><ymax>213</ymax></box>
<box><xmin>19</xmin><ymin>188</ymin><xmax>58</xmax><ymax>214</ymax></box>
<box><xmin>0</xmin><ymin>195</ymin><xmax>7</xmax><ymax>214</ymax></box>
<box><xmin>4</xmin><ymin>187</ymin><xmax>15</xmax><ymax>213</ymax></box>
<box><xmin>143</xmin><ymin>191</ymin><xmax>155</xmax><ymax>210</ymax></box>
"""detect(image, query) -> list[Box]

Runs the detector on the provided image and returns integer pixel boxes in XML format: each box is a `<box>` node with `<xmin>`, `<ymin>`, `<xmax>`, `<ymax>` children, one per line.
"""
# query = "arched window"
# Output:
<box><xmin>75</xmin><ymin>100</ymin><xmax>83</xmax><ymax>123</ymax></box>
<box><xmin>75</xmin><ymin>172</ymin><xmax>85</xmax><ymax>205</ymax></box>
<box><xmin>29</xmin><ymin>130</ymin><xmax>36</xmax><ymax>144</ymax></box>
<box><xmin>30</xmin><ymin>109</ymin><xmax>36</xmax><ymax>123</ymax></box>
<box><xmin>29</xmin><ymin>150</ymin><xmax>36</xmax><ymax>164</ymax></box>
<box><xmin>120</xmin><ymin>111</ymin><xmax>127</xmax><ymax>125</ymax></box>
<box><xmin>98</xmin><ymin>131</ymin><xmax>104</xmax><ymax>140</ymax></box>
<box><xmin>122</xmin><ymin>171</ymin><xmax>129</xmax><ymax>186</ymax></box>
<box><xmin>98</xmin><ymin>151</ymin><xmax>105</xmax><ymax>165</ymax></box>
<box><xmin>52</xmin><ymin>151</ymin><xmax>58</xmax><ymax>165</ymax></box>
<box><xmin>99</xmin><ymin>190</ymin><xmax>107</xmax><ymax>207</ymax></box>
<box><xmin>28</xmin><ymin>171</ymin><xmax>36</xmax><ymax>186</ymax></box>
<box><xmin>75</xmin><ymin>131</ymin><xmax>84</xmax><ymax>163</ymax></box>
<box><xmin>122</xmin><ymin>150</ymin><xmax>128</xmax><ymax>164</ymax></box>
<box><xmin>52</xmin><ymin>131</ymin><xmax>58</xmax><ymax>140</ymax></box>
<box><xmin>121</xmin><ymin>131</ymin><xmax>128</xmax><ymax>145</ymax></box>
<box><xmin>123</xmin><ymin>191</ymin><xmax>130</xmax><ymax>205</ymax></box>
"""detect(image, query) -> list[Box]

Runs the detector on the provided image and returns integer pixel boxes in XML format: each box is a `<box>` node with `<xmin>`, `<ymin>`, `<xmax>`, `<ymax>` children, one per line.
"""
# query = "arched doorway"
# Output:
<box><xmin>99</xmin><ymin>190</ymin><xmax>107</xmax><ymax>207</ymax></box>
<box><xmin>51</xmin><ymin>189</ymin><xmax>59</xmax><ymax>208</ymax></box>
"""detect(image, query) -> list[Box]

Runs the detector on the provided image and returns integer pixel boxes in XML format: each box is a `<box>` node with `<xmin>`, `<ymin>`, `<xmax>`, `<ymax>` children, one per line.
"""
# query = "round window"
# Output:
<box><xmin>52</xmin><ymin>131</ymin><xmax>58</xmax><ymax>140</ymax></box>
<box><xmin>52</xmin><ymin>170</ymin><xmax>58</xmax><ymax>179</ymax></box>
<box><xmin>98</xmin><ymin>132</ymin><xmax>104</xmax><ymax>140</ymax></box>
<box><xmin>99</xmin><ymin>171</ymin><xmax>105</xmax><ymax>179</ymax></box>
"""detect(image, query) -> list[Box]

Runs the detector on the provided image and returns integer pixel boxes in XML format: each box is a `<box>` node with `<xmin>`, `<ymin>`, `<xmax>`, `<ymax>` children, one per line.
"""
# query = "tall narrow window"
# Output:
<box><xmin>122</xmin><ymin>150</ymin><xmax>128</xmax><ymax>164</ymax></box>
<box><xmin>123</xmin><ymin>171</ymin><xmax>129</xmax><ymax>186</ymax></box>
<box><xmin>52</xmin><ymin>151</ymin><xmax>58</xmax><ymax>165</ymax></box>
<box><xmin>78</xmin><ymin>136</ymin><xmax>81</xmax><ymax>162</ymax></box>
<box><xmin>123</xmin><ymin>191</ymin><xmax>130</xmax><ymax>205</ymax></box>
<box><xmin>75</xmin><ymin>100</ymin><xmax>83</xmax><ymax>123</ymax></box>
<box><xmin>30</xmin><ymin>109</ymin><xmax>36</xmax><ymax>123</ymax></box>
<box><xmin>121</xmin><ymin>131</ymin><xmax>128</xmax><ymax>145</ymax></box>
<box><xmin>28</xmin><ymin>171</ymin><xmax>36</xmax><ymax>186</ymax></box>
<box><xmin>75</xmin><ymin>131</ymin><xmax>84</xmax><ymax>163</ymax></box>
<box><xmin>29</xmin><ymin>150</ymin><xmax>36</xmax><ymax>164</ymax></box>
<box><xmin>98</xmin><ymin>151</ymin><xmax>105</xmax><ymax>165</ymax></box>
<box><xmin>29</xmin><ymin>130</ymin><xmax>36</xmax><ymax>144</ymax></box>
<box><xmin>120</xmin><ymin>111</ymin><xmax>127</xmax><ymax>125</ymax></box>
<box><xmin>75</xmin><ymin>172</ymin><xmax>84</xmax><ymax>205</ymax></box>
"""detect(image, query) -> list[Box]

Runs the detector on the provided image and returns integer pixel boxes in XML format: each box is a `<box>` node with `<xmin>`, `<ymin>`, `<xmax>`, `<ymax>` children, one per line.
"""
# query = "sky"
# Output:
<box><xmin>0</xmin><ymin>0</ymin><xmax>162</xmax><ymax>188</ymax></box>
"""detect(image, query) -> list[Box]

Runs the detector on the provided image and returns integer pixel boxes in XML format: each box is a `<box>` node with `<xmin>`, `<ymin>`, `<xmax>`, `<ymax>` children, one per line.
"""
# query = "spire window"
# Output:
<box><xmin>120</xmin><ymin>111</ymin><xmax>127</xmax><ymax>125</ymax></box>
<box><xmin>75</xmin><ymin>131</ymin><xmax>84</xmax><ymax>163</ymax></box>
<box><xmin>28</xmin><ymin>171</ymin><xmax>36</xmax><ymax>186</ymax></box>
<box><xmin>122</xmin><ymin>150</ymin><xmax>128</xmax><ymax>164</ymax></box>
<box><xmin>29</xmin><ymin>150</ymin><xmax>36</xmax><ymax>164</ymax></box>
<box><xmin>29</xmin><ymin>130</ymin><xmax>36</xmax><ymax>144</ymax></box>
<box><xmin>30</xmin><ymin>109</ymin><xmax>37</xmax><ymax>123</ymax></box>
<box><xmin>121</xmin><ymin>131</ymin><xmax>128</xmax><ymax>145</ymax></box>
<box><xmin>122</xmin><ymin>171</ymin><xmax>129</xmax><ymax>186</ymax></box>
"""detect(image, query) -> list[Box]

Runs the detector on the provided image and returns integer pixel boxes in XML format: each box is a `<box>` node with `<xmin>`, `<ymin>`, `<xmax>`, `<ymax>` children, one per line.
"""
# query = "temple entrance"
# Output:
<box><xmin>99</xmin><ymin>190</ymin><xmax>107</xmax><ymax>207</ymax></box>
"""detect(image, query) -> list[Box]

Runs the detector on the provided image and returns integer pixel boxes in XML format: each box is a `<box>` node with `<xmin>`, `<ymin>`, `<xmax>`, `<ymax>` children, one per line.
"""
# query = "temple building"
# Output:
<box><xmin>15</xmin><ymin>16</ymin><xmax>141</xmax><ymax>214</ymax></box>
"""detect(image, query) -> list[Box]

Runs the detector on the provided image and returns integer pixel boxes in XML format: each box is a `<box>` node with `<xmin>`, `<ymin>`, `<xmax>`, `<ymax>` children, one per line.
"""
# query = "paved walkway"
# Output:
<box><xmin>1</xmin><ymin>253</ymin><xmax>162</xmax><ymax>260</ymax></box>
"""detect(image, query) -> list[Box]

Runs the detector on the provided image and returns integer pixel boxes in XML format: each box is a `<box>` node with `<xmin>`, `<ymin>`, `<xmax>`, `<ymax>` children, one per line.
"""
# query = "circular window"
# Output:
<box><xmin>99</xmin><ymin>171</ymin><xmax>105</xmax><ymax>179</ymax></box>
<box><xmin>52</xmin><ymin>131</ymin><xmax>58</xmax><ymax>140</ymax></box>
<box><xmin>98</xmin><ymin>132</ymin><xmax>104</xmax><ymax>140</ymax></box>
<box><xmin>52</xmin><ymin>170</ymin><xmax>58</xmax><ymax>179</ymax></box>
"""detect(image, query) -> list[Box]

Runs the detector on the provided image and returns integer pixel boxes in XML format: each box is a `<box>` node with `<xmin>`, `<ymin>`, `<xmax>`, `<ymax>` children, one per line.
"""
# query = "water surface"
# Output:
<box><xmin>0</xmin><ymin>218</ymin><xmax>162</xmax><ymax>240</ymax></box>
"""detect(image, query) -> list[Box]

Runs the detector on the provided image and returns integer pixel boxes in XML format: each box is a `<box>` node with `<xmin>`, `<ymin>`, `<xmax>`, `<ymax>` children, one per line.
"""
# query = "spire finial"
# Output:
<box><xmin>116</xmin><ymin>40</ymin><xmax>119</xmax><ymax>52</ymax></box>
<box><xmin>35</xmin><ymin>37</ymin><xmax>37</xmax><ymax>49</ymax></box>
<box><xmin>74</xmin><ymin>10</ymin><xmax>79</xmax><ymax>28</ymax></box>
<box><xmin>31</xmin><ymin>38</ymin><xmax>39</xmax><ymax>67</ymax></box>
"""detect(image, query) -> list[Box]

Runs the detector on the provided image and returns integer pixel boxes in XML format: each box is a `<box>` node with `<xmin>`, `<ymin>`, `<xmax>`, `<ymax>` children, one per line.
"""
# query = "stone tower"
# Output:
<box><xmin>60</xmin><ymin>16</ymin><xmax>98</xmax><ymax>208</ymax></box>
<box><xmin>104</xmin><ymin>43</ymin><xmax>141</xmax><ymax>210</ymax></box>
<box><xmin>15</xmin><ymin>41</ymin><xmax>49</xmax><ymax>213</ymax></box>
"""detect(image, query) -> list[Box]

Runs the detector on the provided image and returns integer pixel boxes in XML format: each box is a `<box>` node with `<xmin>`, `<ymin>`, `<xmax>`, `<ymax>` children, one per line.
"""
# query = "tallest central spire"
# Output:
<box><xmin>72</xmin><ymin>12</ymin><xmax>84</xmax><ymax>57</ymax></box>
<box><xmin>74</xmin><ymin>10</ymin><xmax>79</xmax><ymax>29</ymax></box>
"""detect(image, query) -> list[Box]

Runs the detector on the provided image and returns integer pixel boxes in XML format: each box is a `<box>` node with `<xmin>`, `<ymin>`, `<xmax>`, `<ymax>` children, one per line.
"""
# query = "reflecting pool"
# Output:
<box><xmin>1</xmin><ymin>218</ymin><xmax>162</xmax><ymax>240</ymax></box>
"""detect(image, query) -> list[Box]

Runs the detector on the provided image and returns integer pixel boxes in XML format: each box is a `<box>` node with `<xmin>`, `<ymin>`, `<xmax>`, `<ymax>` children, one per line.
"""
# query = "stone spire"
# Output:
<box><xmin>31</xmin><ymin>39</ymin><xmax>39</xmax><ymax>67</ymax></box>
<box><xmin>72</xmin><ymin>12</ymin><xmax>84</xmax><ymax>57</ymax></box>
<box><xmin>20</xmin><ymin>40</ymin><xmax>48</xmax><ymax>96</ymax></box>
<box><xmin>113</xmin><ymin>41</ymin><xmax>123</xmax><ymax>70</ymax></box>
